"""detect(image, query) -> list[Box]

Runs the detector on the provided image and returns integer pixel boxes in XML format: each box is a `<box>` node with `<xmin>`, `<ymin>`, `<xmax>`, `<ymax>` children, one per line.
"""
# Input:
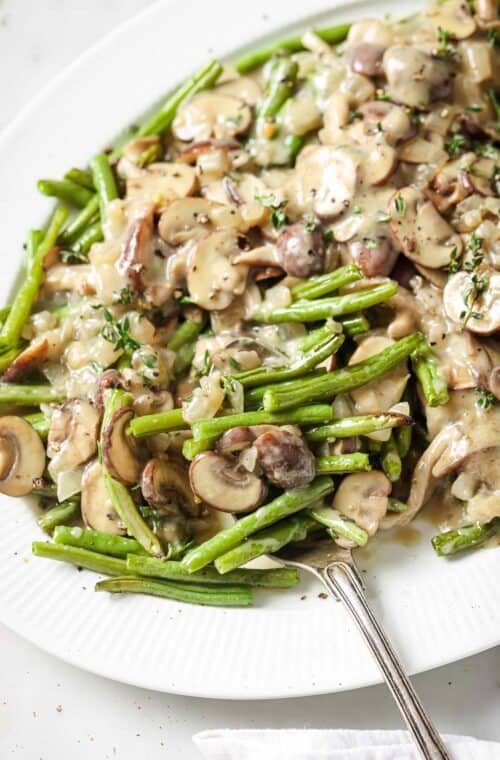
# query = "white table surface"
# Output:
<box><xmin>0</xmin><ymin>2</ymin><xmax>499</xmax><ymax>758</ymax></box>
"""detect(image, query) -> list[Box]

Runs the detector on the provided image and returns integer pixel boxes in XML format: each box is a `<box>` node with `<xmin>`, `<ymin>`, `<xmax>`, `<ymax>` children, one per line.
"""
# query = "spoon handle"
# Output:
<box><xmin>320</xmin><ymin>561</ymin><xmax>451</xmax><ymax>760</ymax></box>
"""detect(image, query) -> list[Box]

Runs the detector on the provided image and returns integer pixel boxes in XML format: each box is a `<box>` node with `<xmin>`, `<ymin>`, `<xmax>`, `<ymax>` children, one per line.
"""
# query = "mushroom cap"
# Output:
<box><xmin>389</xmin><ymin>187</ymin><xmax>463</xmax><ymax>268</ymax></box>
<box><xmin>348</xmin><ymin>336</ymin><xmax>409</xmax><ymax>415</ymax></box>
<box><xmin>101</xmin><ymin>406</ymin><xmax>145</xmax><ymax>486</ymax></box>
<box><xmin>189</xmin><ymin>451</ymin><xmax>266</xmax><ymax>513</ymax></box>
<box><xmin>290</xmin><ymin>146</ymin><xmax>359</xmax><ymax>220</ymax></box>
<box><xmin>186</xmin><ymin>229</ymin><xmax>249</xmax><ymax>310</ymax></box>
<box><xmin>332</xmin><ymin>471</ymin><xmax>392</xmax><ymax>536</ymax></box>
<box><xmin>345</xmin><ymin>42</ymin><xmax>385</xmax><ymax>76</ymax></box>
<box><xmin>158</xmin><ymin>198</ymin><xmax>242</xmax><ymax>246</ymax></box>
<box><xmin>47</xmin><ymin>398</ymin><xmax>100</xmax><ymax>480</ymax></box>
<box><xmin>126</xmin><ymin>162</ymin><xmax>197</xmax><ymax>208</ymax></box>
<box><xmin>443</xmin><ymin>268</ymin><xmax>500</xmax><ymax>335</ymax></box>
<box><xmin>81</xmin><ymin>460</ymin><xmax>126</xmax><ymax>535</ymax></box>
<box><xmin>426</xmin><ymin>0</ymin><xmax>476</xmax><ymax>39</ymax></box>
<box><xmin>141</xmin><ymin>456</ymin><xmax>200</xmax><ymax>517</ymax></box>
<box><xmin>172</xmin><ymin>93</ymin><xmax>251</xmax><ymax>142</ymax></box>
<box><xmin>382</xmin><ymin>46</ymin><xmax>450</xmax><ymax>108</ymax></box>
<box><xmin>0</xmin><ymin>416</ymin><xmax>45</xmax><ymax>497</ymax></box>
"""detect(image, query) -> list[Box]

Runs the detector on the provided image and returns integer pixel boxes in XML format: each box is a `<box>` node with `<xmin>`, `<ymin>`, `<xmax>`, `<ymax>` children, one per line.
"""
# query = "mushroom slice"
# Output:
<box><xmin>0</xmin><ymin>416</ymin><xmax>45</xmax><ymax>496</ymax></box>
<box><xmin>81</xmin><ymin>460</ymin><xmax>126</xmax><ymax>535</ymax></box>
<box><xmin>389</xmin><ymin>187</ymin><xmax>462</xmax><ymax>269</ymax></box>
<box><xmin>2</xmin><ymin>338</ymin><xmax>49</xmax><ymax>382</ymax></box>
<box><xmin>126</xmin><ymin>162</ymin><xmax>197</xmax><ymax>208</ymax></box>
<box><xmin>117</xmin><ymin>204</ymin><xmax>155</xmax><ymax>293</ymax></box>
<box><xmin>451</xmin><ymin>447</ymin><xmax>500</xmax><ymax>523</ymax></box>
<box><xmin>122</xmin><ymin>135</ymin><xmax>162</xmax><ymax>165</ymax></box>
<box><xmin>399</xmin><ymin>133</ymin><xmax>447</xmax><ymax>166</ymax></box>
<box><xmin>175</xmin><ymin>138</ymin><xmax>241</xmax><ymax>165</ymax></box>
<box><xmin>142</xmin><ymin>456</ymin><xmax>200</xmax><ymax>517</ymax></box>
<box><xmin>233</xmin><ymin>244</ymin><xmax>280</xmax><ymax>268</ymax></box>
<box><xmin>382</xmin><ymin>46</ymin><xmax>450</xmax><ymax>107</ymax></box>
<box><xmin>187</xmin><ymin>229</ymin><xmax>249</xmax><ymax>310</ymax></box>
<box><xmin>158</xmin><ymin>198</ymin><xmax>242</xmax><ymax>245</ymax></box>
<box><xmin>254</xmin><ymin>426</ymin><xmax>316</xmax><ymax>490</ymax></box>
<box><xmin>349</xmin><ymin>236</ymin><xmax>399</xmax><ymax>278</ymax></box>
<box><xmin>363</xmin><ymin>143</ymin><xmax>398</xmax><ymax>186</ymax></box>
<box><xmin>358</xmin><ymin>101</ymin><xmax>415</xmax><ymax>145</ymax></box>
<box><xmin>189</xmin><ymin>451</ymin><xmax>265</xmax><ymax>513</ymax></box>
<box><xmin>345</xmin><ymin>42</ymin><xmax>385</xmax><ymax>76</ymax></box>
<box><xmin>443</xmin><ymin>267</ymin><xmax>500</xmax><ymax>335</ymax></box>
<box><xmin>332</xmin><ymin>471</ymin><xmax>391</xmax><ymax>536</ymax></box>
<box><xmin>47</xmin><ymin>399</ymin><xmax>100</xmax><ymax>480</ymax></box>
<box><xmin>172</xmin><ymin>93</ymin><xmax>251</xmax><ymax>142</ymax></box>
<box><xmin>101</xmin><ymin>406</ymin><xmax>144</xmax><ymax>486</ymax></box>
<box><xmin>291</xmin><ymin>146</ymin><xmax>359</xmax><ymax>220</ymax></box>
<box><xmin>276</xmin><ymin>223</ymin><xmax>325</xmax><ymax>277</ymax></box>
<box><xmin>215</xmin><ymin>77</ymin><xmax>262</xmax><ymax>106</ymax></box>
<box><xmin>426</xmin><ymin>0</ymin><xmax>476</xmax><ymax>39</ymax></box>
<box><xmin>349</xmin><ymin>336</ymin><xmax>409</xmax><ymax>416</ymax></box>
<box><xmin>216</xmin><ymin>426</ymin><xmax>256</xmax><ymax>456</ymax></box>
<box><xmin>94</xmin><ymin>370</ymin><xmax>125</xmax><ymax>412</ymax></box>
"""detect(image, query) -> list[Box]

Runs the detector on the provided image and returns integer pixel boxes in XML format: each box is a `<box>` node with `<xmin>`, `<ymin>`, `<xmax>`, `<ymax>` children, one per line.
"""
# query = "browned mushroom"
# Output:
<box><xmin>332</xmin><ymin>471</ymin><xmax>392</xmax><ymax>536</ymax></box>
<box><xmin>117</xmin><ymin>205</ymin><xmax>154</xmax><ymax>294</ymax></box>
<box><xmin>276</xmin><ymin>223</ymin><xmax>325</xmax><ymax>278</ymax></box>
<box><xmin>254</xmin><ymin>426</ymin><xmax>316</xmax><ymax>489</ymax></box>
<box><xmin>186</xmin><ymin>229</ymin><xmax>249</xmax><ymax>310</ymax></box>
<box><xmin>142</xmin><ymin>456</ymin><xmax>200</xmax><ymax>516</ymax></box>
<box><xmin>216</xmin><ymin>426</ymin><xmax>257</xmax><ymax>456</ymax></box>
<box><xmin>189</xmin><ymin>451</ymin><xmax>266</xmax><ymax>513</ymax></box>
<box><xmin>47</xmin><ymin>399</ymin><xmax>100</xmax><ymax>481</ymax></box>
<box><xmin>122</xmin><ymin>135</ymin><xmax>162</xmax><ymax>165</ymax></box>
<box><xmin>0</xmin><ymin>416</ymin><xmax>45</xmax><ymax>496</ymax></box>
<box><xmin>81</xmin><ymin>460</ymin><xmax>126</xmax><ymax>534</ymax></box>
<box><xmin>345</xmin><ymin>42</ymin><xmax>385</xmax><ymax>76</ymax></box>
<box><xmin>349</xmin><ymin>236</ymin><xmax>399</xmax><ymax>278</ymax></box>
<box><xmin>382</xmin><ymin>46</ymin><xmax>451</xmax><ymax>107</ymax></box>
<box><xmin>389</xmin><ymin>187</ymin><xmax>463</xmax><ymax>268</ymax></box>
<box><xmin>94</xmin><ymin>370</ymin><xmax>125</xmax><ymax>412</ymax></box>
<box><xmin>2</xmin><ymin>339</ymin><xmax>49</xmax><ymax>383</ymax></box>
<box><xmin>101</xmin><ymin>406</ymin><xmax>145</xmax><ymax>486</ymax></box>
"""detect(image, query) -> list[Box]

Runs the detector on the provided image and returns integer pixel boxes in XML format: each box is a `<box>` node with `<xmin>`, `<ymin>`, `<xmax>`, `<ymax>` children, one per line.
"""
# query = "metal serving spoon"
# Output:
<box><xmin>273</xmin><ymin>538</ymin><xmax>451</xmax><ymax>760</ymax></box>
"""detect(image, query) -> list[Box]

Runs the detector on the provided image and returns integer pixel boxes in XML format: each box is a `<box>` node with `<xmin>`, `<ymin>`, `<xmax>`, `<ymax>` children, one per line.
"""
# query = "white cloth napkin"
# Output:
<box><xmin>193</xmin><ymin>729</ymin><xmax>500</xmax><ymax>759</ymax></box>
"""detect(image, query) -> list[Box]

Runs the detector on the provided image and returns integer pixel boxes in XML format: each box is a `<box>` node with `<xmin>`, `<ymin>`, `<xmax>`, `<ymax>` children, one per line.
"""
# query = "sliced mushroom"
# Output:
<box><xmin>216</xmin><ymin>426</ymin><xmax>256</xmax><ymax>456</ymax></box>
<box><xmin>347</xmin><ymin>17</ymin><xmax>394</xmax><ymax>47</ymax></box>
<box><xmin>101</xmin><ymin>406</ymin><xmax>144</xmax><ymax>486</ymax></box>
<box><xmin>254</xmin><ymin>426</ymin><xmax>316</xmax><ymax>490</ymax></box>
<box><xmin>332</xmin><ymin>471</ymin><xmax>391</xmax><ymax>536</ymax></box>
<box><xmin>117</xmin><ymin>205</ymin><xmax>155</xmax><ymax>293</ymax></box>
<box><xmin>94</xmin><ymin>370</ymin><xmax>125</xmax><ymax>412</ymax></box>
<box><xmin>158</xmin><ymin>197</ymin><xmax>242</xmax><ymax>245</ymax></box>
<box><xmin>215</xmin><ymin>76</ymin><xmax>262</xmax><ymax>106</ymax></box>
<box><xmin>399</xmin><ymin>133</ymin><xmax>447</xmax><ymax>167</ymax></box>
<box><xmin>126</xmin><ymin>162</ymin><xmax>197</xmax><ymax>208</ymax></box>
<box><xmin>382</xmin><ymin>46</ymin><xmax>451</xmax><ymax>108</ymax></box>
<box><xmin>186</xmin><ymin>229</ymin><xmax>249</xmax><ymax>310</ymax></box>
<box><xmin>345</xmin><ymin>42</ymin><xmax>385</xmax><ymax>76</ymax></box>
<box><xmin>426</xmin><ymin>0</ymin><xmax>476</xmax><ymax>39</ymax></box>
<box><xmin>122</xmin><ymin>135</ymin><xmax>162</xmax><ymax>165</ymax></box>
<box><xmin>233</xmin><ymin>244</ymin><xmax>281</xmax><ymax>268</ymax></box>
<box><xmin>2</xmin><ymin>338</ymin><xmax>49</xmax><ymax>382</ymax></box>
<box><xmin>172</xmin><ymin>93</ymin><xmax>251</xmax><ymax>142</ymax></box>
<box><xmin>189</xmin><ymin>451</ymin><xmax>266</xmax><ymax>513</ymax></box>
<box><xmin>175</xmin><ymin>138</ymin><xmax>241</xmax><ymax>165</ymax></box>
<box><xmin>290</xmin><ymin>146</ymin><xmax>359</xmax><ymax>219</ymax></box>
<box><xmin>0</xmin><ymin>416</ymin><xmax>45</xmax><ymax>496</ymax></box>
<box><xmin>349</xmin><ymin>236</ymin><xmax>399</xmax><ymax>278</ymax></box>
<box><xmin>389</xmin><ymin>187</ymin><xmax>463</xmax><ymax>268</ymax></box>
<box><xmin>47</xmin><ymin>399</ymin><xmax>100</xmax><ymax>480</ymax></box>
<box><xmin>349</xmin><ymin>336</ymin><xmax>409</xmax><ymax>415</ymax></box>
<box><xmin>276</xmin><ymin>223</ymin><xmax>325</xmax><ymax>278</ymax></box>
<box><xmin>489</xmin><ymin>366</ymin><xmax>500</xmax><ymax>400</ymax></box>
<box><xmin>443</xmin><ymin>267</ymin><xmax>500</xmax><ymax>334</ymax></box>
<box><xmin>451</xmin><ymin>447</ymin><xmax>500</xmax><ymax>523</ymax></box>
<box><xmin>363</xmin><ymin>143</ymin><xmax>398</xmax><ymax>186</ymax></box>
<box><xmin>81</xmin><ymin>459</ymin><xmax>126</xmax><ymax>535</ymax></box>
<box><xmin>142</xmin><ymin>456</ymin><xmax>200</xmax><ymax>516</ymax></box>
<box><xmin>358</xmin><ymin>101</ymin><xmax>415</xmax><ymax>144</ymax></box>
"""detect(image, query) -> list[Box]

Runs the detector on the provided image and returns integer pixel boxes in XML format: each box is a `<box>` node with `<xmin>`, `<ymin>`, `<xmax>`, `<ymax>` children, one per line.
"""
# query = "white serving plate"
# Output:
<box><xmin>0</xmin><ymin>0</ymin><xmax>499</xmax><ymax>700</ymax></box>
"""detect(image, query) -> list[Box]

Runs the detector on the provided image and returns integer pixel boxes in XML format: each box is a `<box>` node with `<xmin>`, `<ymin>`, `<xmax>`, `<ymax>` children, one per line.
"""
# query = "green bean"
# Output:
<box><xmin>263</xmin><ymin>333</ymin><xmax>423</xmax><ymax>412</ymax></box>
<box><xmin>37</xmin><ymin>501</ymin><xmax>80</xmax><ymax>533</ymax></box>
<box><xmin>173</xmin><ymin>340</ymin><xmax>196</xmax><ymax>376</ymax></box>
<box><xmin>411</xmin><ymin>342</ymin><xmax>449</xmax><ymax>407</ymax></box>
<box><xmin>0</xmin><ymin>384</ymin><xmax>64</xmax><ymax>406</ymax></box>
<box><xmin>95</xmin><ymin>576</ymin><xmax>253</xmax><ymax>607</ymax></box>
<box><xmin>32</xmin><ymin>541</ymin><xmax>128</xmax><ymax>576</ymax></box>
<box><xmin>192</xmin><ymin>404</ymin><xmax>333</xmax><ymax>441</ymax></box>
<box><xmin>214</xmin><ymin>514</ymin><xmax>315</xmax><ymax>574</ymax></box>
<box><xmin>432</xmin><ymin>519</ymin><xmax>500</xmax><ymax>557</ymax></box>
<box><xmin>298</xmin><ymin>322</ymin><xmax>341</xmax><ymax>353</ymax></box>
<box><xmin>182</xmin><ymin>476</ymin><xmax>333</xmax><ymax>572</ymax></box>
<box><xmin>127</xmin><ymin>555</ymin><xmax>299</xmax><ymax>587</ymax></box>
<box><xmin>32</xmin><ymin>483</ymin><xmax>57</xmax><ymax>499</ymax></box>
<box><xmin>306</xmin><ymin>412</ymin><xmax>412</xmax><ymax>442</ymax></box>
<box><xmin>388</xmin><ymin>498</ymin><xmax>407</xmax><ymax>513</ymax></box>
<box><xmin>167</xmin><ymin>319</ymin><xmax>203</xmax><ymax>351</ymax></box>
<box><xmin>244</xmin><ymin>369</ymin><xmax>326</xmax><ymax>410</ymax></box>
<box><xmin>64</xmin><ymin>167</ymin><xmax>95</xmax><ymax>190</ymax></box>
<box><xmin>136</xmin><ymin>141</ymin><xmax>164</xmax><ymax>168</ymax></box>
<box><xmin>291</xmin><ymin>263</ymin><xmax>362</xmax><ymax>301</ymax></box>
<box><xmin>103</xmin><ymin>474</ymin><xmax>164</xmax><ymax>558</ymax></box>
<box><xmin>315</xmin><ymin>453</ymin><xmax>371</xmax><ymax>474</ymax></box>
<box><xmin>256</xmin><ymin>58</ymin><xmax>298</xmax><ymax>125</ymax></box>
<box><xmin>254</xmin><ymin>281</ymin><xmax>398</xmax><ymax>323</ymax></box>
<box><xmin>59</xmin><ymin>195</ymin><xmax>100</xmax><ymax>245</ymax></box>
<box><xmin>339</xmin><ymin>313</ymin><xmax>370</xmax><ymax>337</ymax></box>
<box><xmin>0</xmin><ymin>207</ymin><xmax>69</xmax><ymax>348</ymax></box>
<box><xmin>128</xmin><ymin>407</ymin><xmax>185</xmax><ymax>438</ymax></box>
<box><xmin>395</xmin><ymin>422</ymin><xmax>412</xmax><ymax>459</ymax></box>
<box><xmin>232</xmin><ymin>333</ymin><xmax>344</xmax><ymax>388</ymax></box>
<box><xmin>53</xmin><ymin>526</ymin><xmax>148</xmax><ymax>558</ymax></box>
<box><xmin>235</xmin><ymin>23</ymin><xmax>351</xmax><ymax>73</ymax></box>
<box><xmin>309</xmin><ymin>506</ymin><xmax>368</xmax><ymax>546</ymax></box>
<box><xmin>27</xmin><ymin>230</ymin><xmax>44</xmax><ymax>261</ymax></box>
<box><xmin>90</xmin><ymin>154</ymin><xmax>118</xmax><ymax>220</ymax></box>
<box><xmin>70</xmin><ymin>220</ymin><xmax>103</xmax><ymax>255</ymax></box>
<box><xmin>37</xmin><ymin>179</ymin><xmax>93</xmax><ymax>208</ymax></box>
<box><xmin>0</xmin><ymin>345</ymin><xmax>24</xmax><ymax>374</ymax></box>
<box><xmin>138</xmin><ymin>59</ymin><xmax>224</xmax><ymax>137</ymax></box>
<box><xmin>182</xmin><ymin>436</ymin><xmax>218</xmax><ymax>461</ymax></box>
<box><xmin>24</xmin><ymin>411</ymin><xmax>49</xmax><ymax>439</ymax></box>
<box><xmin>102</xmin><ymin>388</ymin><xmax>133</xmax><ymax>428</ymax></box>
<box><xmin>380</xmin><ymin>434</ymin><xmax>402</xmax><ymax>482</ymax></box>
